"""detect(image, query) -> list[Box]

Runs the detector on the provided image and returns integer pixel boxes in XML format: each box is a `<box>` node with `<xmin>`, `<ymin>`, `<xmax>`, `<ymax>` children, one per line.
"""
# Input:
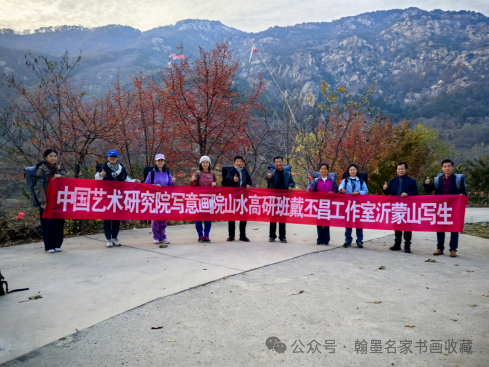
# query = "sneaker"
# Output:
<box><xmin>153</xmin><ymin>239</ymin><xmax>160</xmax><ymax>244</ymax></box>
<box><xmin>317</xmin><ymin>242</ymin><xmax>323</xmax><ymax>246</ymax></box>
<box><xmin>269</xmin><ymin>237</ymin><xmax>276</xmax><ymax>242</ymax></box>
<box><xmin>54</xmin><ymin>248</ymin><xmax>62</xmax><ymax>252</ymax></box>
<box><xmin>227</xmin><ymin>237</ymin><xmax>235</xmax><ymax>242</ymax></box>
<box><xmin>357</xmin><ymin>242</ymin><xmax>364</xmax><ymax>248</ymax></box>
<box><xmin>198</xmin><ymin>236</ymin><xmax>204</xmax><ymax>243</ymax></box>
<box><xmin>203</xmin><ymin>237</ymin><xmax>211</xmax><ymax>243</ymax></box>
<box><xmin>343</xmin><ymin>242</ymin><xmax>351</xmax><ymax>248</ymax></box>
<box><xmin>106</xmin><ymin>240</ymin><xmax>113</xmax><ymax>247</ymax></box>
<box><xmin>47</xmin><ymin>249</ymin><xmax>56</xmax><ymax>253</ymax></box>
<box><xmin>161</xmin><ymin>239</ymin><xmax>170</xmax><ymax>244</ymax></box>
<box><xmin>239</xmin><ymin>237</ymin><xmax>250</xmax><ymax>242</ymax></box>
<box><xmin>112</xmin><ymin>238</ymin><xmax>121</xmax><ymax>246</ymax></box>
<box><xmin>279</xmin><ymin>238</ymin><xmax>287</xmax><ymax>243</ymax></box>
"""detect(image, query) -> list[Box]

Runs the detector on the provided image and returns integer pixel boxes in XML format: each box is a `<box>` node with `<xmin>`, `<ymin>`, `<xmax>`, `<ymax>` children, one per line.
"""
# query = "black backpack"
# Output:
<box><xmin>342</xmin><ymin>172</ymin><xmax>368</xmax><ymax>189</ymax></box>
<box><xmin>143</xmin><ymin>167</ymin><xmax>172</xmax><ymax>184</ymax></box>
<box><xmin>0</xmin><ymin>271</ymin><xmax>29</xmax><ymax>296</ymax></box>
<box><xmin>221</xmin><ymin>167</ymin><xmax>234</xmax><ymax>187</ymax></box>
<box><xmin>143</xmin><ymin>167</ymin><xmax>154</xmax><ymax>183</ymax></box>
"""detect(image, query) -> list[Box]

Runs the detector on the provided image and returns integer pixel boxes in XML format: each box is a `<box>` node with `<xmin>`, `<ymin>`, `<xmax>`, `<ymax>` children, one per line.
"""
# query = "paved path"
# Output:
<box><xmin>2</xmin><ymin>232</ymin><xmax>489</xmax><ymax>366</ymax></box>
<box><xmin>1</xmin><ymin>206</ymin><xmax>488</xmax><ymax>365</ymax></box>
<box><xmin>0</xmin><ymin>222</ymin><xmax>392</xmax><ymax>364</ymax></box>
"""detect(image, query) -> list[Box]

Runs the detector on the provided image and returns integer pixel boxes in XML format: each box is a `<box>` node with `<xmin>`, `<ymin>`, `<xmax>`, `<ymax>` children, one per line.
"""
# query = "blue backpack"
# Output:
<box><xmin>23</xmin><ymin>166</ymin><xmax>42</xmax><ymax>207</ymax></box>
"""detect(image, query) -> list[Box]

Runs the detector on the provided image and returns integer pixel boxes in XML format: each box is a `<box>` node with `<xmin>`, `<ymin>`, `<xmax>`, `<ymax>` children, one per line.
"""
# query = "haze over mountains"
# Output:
<box><xmin>1</xmin><ymin>7</ymin><xmax>488</xmax><ymax>158</ymax></box>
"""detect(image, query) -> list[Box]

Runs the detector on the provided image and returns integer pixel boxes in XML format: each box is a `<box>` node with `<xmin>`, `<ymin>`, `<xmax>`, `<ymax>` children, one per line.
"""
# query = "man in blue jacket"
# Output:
<box><xmin>383</xmin><ymin>162</ymin><xmax>419</xmax><ymax>253</ymax></box>
<box><xmin>265</xmin><ymin>156</ymin><xmax>295</xmax><ymax>243</ymax></box>
<box><xmin>424</xmin><ymin>159</ymin><xmax>467</xmax><ymax>257</ymax></box>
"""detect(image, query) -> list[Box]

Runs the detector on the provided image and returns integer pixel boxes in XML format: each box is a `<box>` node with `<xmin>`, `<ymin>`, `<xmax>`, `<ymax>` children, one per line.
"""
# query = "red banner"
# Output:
<box><xmin>44</xmin><ymin>178</ymin><xmax>468</xmax><ymax>232</ymax></box>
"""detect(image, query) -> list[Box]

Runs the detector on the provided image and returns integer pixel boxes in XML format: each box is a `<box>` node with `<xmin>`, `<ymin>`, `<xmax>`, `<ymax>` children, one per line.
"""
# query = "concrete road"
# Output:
<box><xmin>0</xmin><ymin>222</ymin><xmax>392</xmax><ymax>365</ymax></box>
<box><xmin>2</xmin><ymin>231</ymin><xmax>488</xmax><ymax>367</ymax></box>
<box><xmin>465</xmin><ymin>207</ymin><xmax>489</xmax><ymax>223</ymax></box>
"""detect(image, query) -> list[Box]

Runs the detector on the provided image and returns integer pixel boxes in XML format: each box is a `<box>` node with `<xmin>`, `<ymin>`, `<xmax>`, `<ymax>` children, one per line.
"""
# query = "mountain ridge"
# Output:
<box><xmin>1</xmin><ymin>7</ymin><xmax>488</xmax><ymax>159</ymax></box>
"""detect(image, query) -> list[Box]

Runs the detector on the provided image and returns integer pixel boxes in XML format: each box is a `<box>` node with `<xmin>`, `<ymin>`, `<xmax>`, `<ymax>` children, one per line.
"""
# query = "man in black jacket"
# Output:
<box><xmin>383</xmin><ymin>162</ymin><xmax>419</xmax><ymax>253</ymax></box>
<box><xmin>265</xmin><ymin>156</ymin><xmax>295</xmax><ymax>243</ymax></box>
<box><xmin>424</xmin><ymin>159</ymin><xmax>467</xmax><ymax>257</ymax></box>
<box><xmin>225</xmin><ymin>156</ymin><xmax>252</xmax><ymax>242</ymax></box>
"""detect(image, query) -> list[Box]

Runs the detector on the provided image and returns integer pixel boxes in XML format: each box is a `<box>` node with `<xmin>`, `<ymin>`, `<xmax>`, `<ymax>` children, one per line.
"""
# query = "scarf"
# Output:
<box><xmin>107</xmin><ymin>162</ymin><xmax>123</xmax><ymax>178</ymax></box>
<box><xmin>43</xmin><ymin>161</ymin><xmax>59</xmax><ymax>177</ymax></box>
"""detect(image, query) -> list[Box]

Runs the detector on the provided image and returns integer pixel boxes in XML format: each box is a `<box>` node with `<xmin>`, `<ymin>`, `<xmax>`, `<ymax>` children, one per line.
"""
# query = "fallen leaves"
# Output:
<box><xmin>378</xmin><ymin>266</ymin><xmax>386</xmax><ymax>270</ymax></box>
<box><xmin>466</xmin><ymin>270</ymin><xmax>474</xmax><ymax>273</ymax></box>
<box><xmin>469</xmin><ymin>304</ymin><xmax>477</xmax><ymax>308</ymax></box>
<box><xmin>405</xmin><ymin>325</ymin><xmax>415</xmax><ymax>328</ymax></box>
<box><xmin>451</xmin><ymin>319</ymin><xmax>457</xmax><ymax>322</ymax></box>
<box><xmin>167</xmin><ymin>339</ymin><xmax>176</xmax><ymax>342</ymax></box>
<box><xmin>291</xmin><ymin>290</ymin><xmax>304</xmax><ymax>295</ymax></box>
<box><xmin>159</xmin><ymin>244</ymin><xmax>167</xmax><ymax>248</ymax></box>
<box><xmin>151</xmin><ymin>326</ymin><xmax>163</xmax><ymax>330</ymax></box>
<box><xmin>19</xmin><ymin>294</ymin><xmax>43</xmax><ymax>303</ymax></box>
<box><xmin>366</xmin><ymin>301</ymin><xmax>382</xmax><ymax>304</ymax></box>
<box><xmin>483</xmin><ymin>294</ymin><xmax>488</xmax><ymax>297</ymax></box>
<box><xmin>425</xmin><ymin>259</ymin><xmax>438</xmax><ymax>263</ymax></box>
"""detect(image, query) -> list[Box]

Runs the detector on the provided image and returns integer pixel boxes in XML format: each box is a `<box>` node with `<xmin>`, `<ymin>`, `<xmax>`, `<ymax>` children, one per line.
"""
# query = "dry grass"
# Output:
<box><xmin>463</xmin><ymin>222</ymin><xmax>489</xmax><ymax>239</ymax></box>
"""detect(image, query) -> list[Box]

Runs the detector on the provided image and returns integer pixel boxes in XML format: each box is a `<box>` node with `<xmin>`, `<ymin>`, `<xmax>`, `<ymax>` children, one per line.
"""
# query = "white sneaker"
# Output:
<box><xmin>112</xmin><ymin>238</ymin><xmax>121</xmax><ymax>246</ymax></box>
<box><xmin>47</xmin><ymin>249</ymin><xmax>55</xmax><ymax>253</ymax></box>
<box><xmin>106</xmin><ymin>240</ymin><xmax>113</xmax><ymax>247</ymax></box>
<box><xmin>54</xmin><ymin>248</ymin><xmax>62</xmax><ymax>252</ymax></box>
<box><xmin>153</xmin><ymin>239</ymin><xmax>160</xmax><ymax>244</ymax></box>
<box><xmin>160</xmin><ymin>239</ymin><xmax>170</xmax><ymax>244</ymax></box>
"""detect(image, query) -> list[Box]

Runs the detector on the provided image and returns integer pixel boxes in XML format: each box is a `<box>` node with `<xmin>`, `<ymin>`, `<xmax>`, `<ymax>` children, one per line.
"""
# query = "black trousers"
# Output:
<box><xmin>104</xmin><ymin>220</ymin><xmax>120</xmax><ymax>240</ymax></box>
<box><xmin>395</xmin><ymin>231</ymin><xmax>412</xmax><ymax>245</ymax></box>
<box><xmin>39</xmin><ymin>207</ymin><xmax>64</xmax><ymax>251</ymax></box>
<box><xmin>269</xmin><ymin>222</ymin><xmax>286</xmax><ymax>239</ymax></box>
<box><xmin>228</xmin><ymin>221</ymin><xmax>247</xmax><ymax>239</ymax></box>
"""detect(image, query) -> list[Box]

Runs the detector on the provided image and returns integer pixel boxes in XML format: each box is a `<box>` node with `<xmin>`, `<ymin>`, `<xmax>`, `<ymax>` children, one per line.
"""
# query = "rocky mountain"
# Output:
<box><xmin>1</xmin><ymin>8</ymin><xmax>489</xmax><ymax>157</ymax></box>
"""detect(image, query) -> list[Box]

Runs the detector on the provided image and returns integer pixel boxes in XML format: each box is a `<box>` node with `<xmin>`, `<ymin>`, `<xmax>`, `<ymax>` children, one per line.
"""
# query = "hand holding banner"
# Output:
<box><xmin>44</xmin><ymin>178</ymin><xmax>468</xmax><ymax>232</ymax></box>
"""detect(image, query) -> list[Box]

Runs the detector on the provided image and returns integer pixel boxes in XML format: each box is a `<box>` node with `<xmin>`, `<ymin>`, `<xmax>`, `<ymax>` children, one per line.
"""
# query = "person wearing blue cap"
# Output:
<box><xmin>95</xmin><ymin>149</ymin><xmax>141</xmax><ymax>248</ymax></box>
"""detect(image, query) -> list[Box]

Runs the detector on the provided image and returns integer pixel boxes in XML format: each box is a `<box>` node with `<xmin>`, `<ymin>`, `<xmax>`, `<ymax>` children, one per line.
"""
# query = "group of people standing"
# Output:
<box><xmin>33</xmin><ymin>149</ymin><xmax>467</xmax><ymax>258</ymax></box>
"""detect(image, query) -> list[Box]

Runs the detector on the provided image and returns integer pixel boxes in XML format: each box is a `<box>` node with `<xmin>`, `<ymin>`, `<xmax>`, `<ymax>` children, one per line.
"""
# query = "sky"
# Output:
<box><xmin>2</xmin><ymin>0</ymin><xmax>488</xmax><ymax>33</ymax></box>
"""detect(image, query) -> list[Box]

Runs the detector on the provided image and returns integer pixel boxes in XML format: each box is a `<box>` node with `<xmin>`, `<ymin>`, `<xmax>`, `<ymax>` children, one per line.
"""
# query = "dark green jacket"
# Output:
<box><xmin>264</xmin><ymin>169</ymin><xmax>295</xmax><ymax>189</ymax></box>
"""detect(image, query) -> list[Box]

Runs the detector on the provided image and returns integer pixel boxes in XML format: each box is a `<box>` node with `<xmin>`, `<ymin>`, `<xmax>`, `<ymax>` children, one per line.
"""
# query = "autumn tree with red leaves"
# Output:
<box><xmin>1</xmin><ymin>52</ymin><xmax>114</xmax><ymax>178</ymax></box>
<box><xmin>291</xmin><ymin>83</ymin><xmax>396</xmax><ymax>188</ymax></box>
<box><xmin>158</xmin><ymin>41</ymin><xmax>265</xmax><ymax>168</ymax></box>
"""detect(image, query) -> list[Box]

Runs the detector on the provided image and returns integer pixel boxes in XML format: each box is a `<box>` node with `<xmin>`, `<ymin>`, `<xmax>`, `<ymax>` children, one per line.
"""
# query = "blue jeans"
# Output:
<box><xmin>317</xmin><ymin>226</ymin><xmax>330</xmax><ymax>243</ymax></box>
<box><xmin>437</xmin><ymin>232</ymin><xmax>459</xmax><ymax>252</ymax></box>
<box><xmin>345</xmin><ymin>228</ymin><xmax>363</xmax><ymax>244</ymax></box>
<box><xmin>196</xmin><ymin>221</ymin><xmax>212</xmax><ymax>237</ymax></box>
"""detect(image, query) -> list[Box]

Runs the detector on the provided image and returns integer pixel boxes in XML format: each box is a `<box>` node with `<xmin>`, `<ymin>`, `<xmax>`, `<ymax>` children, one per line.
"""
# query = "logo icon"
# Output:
<box><xmin>266</xmin><ymin>336</ymin><xmax>287</xmax><ymax>353</ymax></box>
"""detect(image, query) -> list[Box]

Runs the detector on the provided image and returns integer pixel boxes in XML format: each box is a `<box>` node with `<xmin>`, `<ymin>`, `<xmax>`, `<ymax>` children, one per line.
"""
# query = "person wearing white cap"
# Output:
<box><xmin>145</xmin><ymin>154</ymin><xmax>176</xmax><ymax>246</ymax></box>
<box><xmin>190</xmin><ymin>155</ymin><xmax>217</xmax><ymax>243</ymax></box>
